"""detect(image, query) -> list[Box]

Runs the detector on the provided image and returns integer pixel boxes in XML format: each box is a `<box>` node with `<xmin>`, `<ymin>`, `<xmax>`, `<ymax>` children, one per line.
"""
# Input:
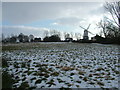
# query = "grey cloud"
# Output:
<box><xmin>55</xmin><ymin>17</ymin><xmax>83</xmax><ymax>26</ymax></box>
<box><xmin>2</xmin><ymin>2</ymin><xmax>105</xmax><ymax>25</ymax></box>
<box><xmin>0</xmin><ymin>2</ymin><xmax>2</xmax><ymax>22</ymax></box>
<box><xmin>2</xmin><ymin>2</ymin><xmax>62</xmax><ymax>24</ymax></box>
<box><xmin>2</xmin><ymin>25</ymin><xmax>49</xmax><ymax>38</ymax></box>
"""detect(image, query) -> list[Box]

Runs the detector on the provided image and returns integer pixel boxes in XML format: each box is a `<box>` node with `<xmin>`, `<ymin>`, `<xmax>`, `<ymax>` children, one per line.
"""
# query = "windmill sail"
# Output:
<box><xmin>79</xmin><ymin>24</ymin><xmax>94</xmax><ymax>40</ymax></box>
<box><xmin>87</xmin><ymin>31</ymin><xmax>94</xmax><ymax>35</ymax></box>
<box><xmin>86</xmin><ymin>24</ymin><xmax>91</xmax><ymax>30</ymax></box>
<box><xmin>79</xmin><ymin>26</ymin><xmax>86</xmax><ymax>30</ymax></box>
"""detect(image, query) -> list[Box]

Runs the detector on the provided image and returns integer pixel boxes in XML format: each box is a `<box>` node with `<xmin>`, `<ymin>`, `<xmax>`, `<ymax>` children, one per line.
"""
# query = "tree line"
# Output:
<box><xmin>96</xmin><ymin>1</ymin><xmax>120</xmax><ymax>44</ymax></box>
<box><xmin>1</xmin><ymin>31</ymin><xmax>81</xmax><ymax>43</ymax></box>
<box><xmin>1</xmin><ymin>1</ymin><xmax>120</xmax><ymax>44</ymax></box>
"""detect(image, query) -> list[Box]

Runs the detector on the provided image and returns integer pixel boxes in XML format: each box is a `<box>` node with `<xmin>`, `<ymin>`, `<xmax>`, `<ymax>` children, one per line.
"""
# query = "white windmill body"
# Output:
<box><xmin>79</xmin><ymin>24</ymin><xmax>94</xmax><ymax>40</ymax></box>
<box><xmin>83</xmin><ymin>30</ymin><xmax>89</xmax><ymax>40</ymax></box>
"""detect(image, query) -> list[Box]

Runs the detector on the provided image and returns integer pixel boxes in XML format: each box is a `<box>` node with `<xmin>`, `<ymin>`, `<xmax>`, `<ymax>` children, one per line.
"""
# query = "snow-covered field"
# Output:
<box><xmin>2</xmin><ymin>42</ymin><xmax>120</xmax><ymax>89</ymax></box>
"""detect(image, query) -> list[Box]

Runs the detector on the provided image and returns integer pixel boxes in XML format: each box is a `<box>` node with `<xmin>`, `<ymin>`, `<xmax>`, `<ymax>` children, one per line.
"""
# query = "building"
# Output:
<box><xmin>34</xmin><ymin>38</ymin><xmax>41</xmax><ymax>42</ymax></box>
<box><xmin>65</xmin><ymin>38</ymin><xmax>73</xmax><ymax>42</ymax></box>
<box><xmin>83</xmin><ymin>30</ymin><xmax>89</xmax><ymax>40</ymax></box>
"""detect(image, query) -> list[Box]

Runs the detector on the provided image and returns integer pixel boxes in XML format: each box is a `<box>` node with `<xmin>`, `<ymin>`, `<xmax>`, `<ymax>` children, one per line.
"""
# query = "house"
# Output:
<box><xmin>91</xmin><ymin>37</ymin><xmax>96</xmax><ymax>41</ymax></box>
<box><xmin>65</xmin><ymin>38</ymin><xmax>73</xmax><ymax>42</ymax></box>
<box><xmin>91</xmin><ymin>35</ymin><xmax>105</xmax><ymax>42</ymax></box>
<box><xmin>29</xmin><ymin>35</ymin><xmax>34</xmax><ymax>42</ymax></box>
<box><xmin>34</xmin><ymin>38</ymin><xmax>41</xmax><ymax>42</ymax></box>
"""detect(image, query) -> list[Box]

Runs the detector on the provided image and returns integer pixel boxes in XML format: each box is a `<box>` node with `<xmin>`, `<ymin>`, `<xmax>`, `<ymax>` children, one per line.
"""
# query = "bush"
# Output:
<box><xmin>43</xmin><ymin>35</ymin><xmax>61</xmax><ymax>42</ymax></box>
<box><xmin>2</xmin><ymin>58</ymin><xmax>8</xmax><ymax>68</ymax></box>
<box><xmin>2</xmin><ymin>71</ymin><xmax>14</xmax><ymax>89</ymax></box>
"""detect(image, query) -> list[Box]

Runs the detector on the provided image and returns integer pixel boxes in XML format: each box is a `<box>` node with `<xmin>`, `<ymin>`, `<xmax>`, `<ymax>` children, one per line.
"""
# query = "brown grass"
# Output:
<box><xmin>61</xmin><ymin>66</ymin><xmax>74</xmax><ymax>71</ymax></box>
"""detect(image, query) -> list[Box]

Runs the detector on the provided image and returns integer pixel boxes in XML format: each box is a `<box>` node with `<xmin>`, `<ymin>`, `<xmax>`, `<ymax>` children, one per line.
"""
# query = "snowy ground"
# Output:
<box><xmin>2</xmin><ymin>42</ymin><xmax>120</xmax><ymax>89</ymax></box>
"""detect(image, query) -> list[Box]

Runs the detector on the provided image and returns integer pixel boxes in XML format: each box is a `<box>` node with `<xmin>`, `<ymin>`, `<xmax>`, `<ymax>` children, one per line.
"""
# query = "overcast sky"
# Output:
<box><xmin>2</xmin><ymin>2</ymin><xmax>109</xmax><ymax>39</ymax></box>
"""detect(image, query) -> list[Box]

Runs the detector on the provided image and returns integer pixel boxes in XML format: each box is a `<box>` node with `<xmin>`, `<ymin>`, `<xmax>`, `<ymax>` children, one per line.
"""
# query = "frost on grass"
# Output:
<box><xmin>2</xmin><ymin>42</ymin><xmax>120</xmax><ymax>89</ymax></box>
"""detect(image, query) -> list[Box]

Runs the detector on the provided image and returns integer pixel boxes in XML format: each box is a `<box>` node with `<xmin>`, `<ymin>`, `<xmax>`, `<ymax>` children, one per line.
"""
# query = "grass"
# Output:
<box><xmin>97</xmin><ymin>81</ymin><xmax>104</xmax><ymax>86</ymax></box>
<box><xmin>60</xmin><ymin>87</ymin><xmax>72</xmax><ymax>90</ymax></box>
<box><xmin>96</xmin><ymin>67</ymin><xmax>104</xmax><ymax>71</ymax></box>
<box><xmin>57</xmin><ymin>78</ymin><xmax>64</xmax><ymax>83</ymax></box>
<box><xmin>78</xmin><ymin>70</ymin><xmax>86</xmax><ymax>75</ymax></box>
<box><xmin>22</xmin><ymin>77</ymin><xmax>26</xmax><ymax>81</ymax></box>
<box><xmin>35</xmin><ymin>79</ymin><xmax>42</xmax><ymax>84</ymax></box>
<box><xmin>31</xmin><ymin>77</ymin><xmax>36</xmax><ymax>81</ymax></box>
<box><xmin>88</xmin><ymin>74</ymin><xmax>93</xmax><ymax>77</ymax></box>
<box><xmin>2</xmin><ymin>43</ymin><xmax>37</xmax><ymax>51</ymax></box>
<box><xmin>83</xmin><ymin>77</ymin><xmax>88</xmax><ymax>82</ymax></box>
<box><xmin>21</xmin><ymin>63</ymin><xmax>26</xmax><ymax>68</ymax></box>
<box><xmin>70</xmin><ymin>73</ymin><xmax>75</xmax><ymax>76</ymax></box>
<box><xmin>27</xmin><ymin>71</ymin><xmax>33</xmax><ymax>75</ymax></box>
<box><xmin>46</xmin><ymin>79</ymin><xmax>55</xmax><ymax>85</ymax></box>
<box><xmin>2</xmin><ymin>42</ymin><xmax>119</xmax><ymax>88</ymax></box>
<box><xmin>2</xmin><ymin>45</ymin><xmax>22</xmax><ymax>51</ymax></box>
<box><xmin>2</xmin><ymin>58</ymin><xmax>14</xmax><ymax>89</ymax></box>
<box><xmin>2</xmin><ymin>43</ymin><xmax>62</xmax><ymax>51</ymax></box>
<box><xmin>51</xmin><ymin>72</ymin><xmax>59</xmax><ymax>76</ymax></box>
<box><xmin>76</xmin><ymin>81</ymin><xmax>81</xmax><ymax>83</ymax></box>
<box><xmin>2</xmin><ymin>71</ymin><xmax>14</xmax><ymax>89</ymax></box>
<box><xmin>114</xmin><ymin>70</ymin><xmax>120</xmax><ymax>74</ymax></box>
<box><xmin>2</xmin><ymin>58</ymin><xmax>8</xmax><ymax>68</ymax></box>
<box><xmin>18</xmin><ymin>82</ymin><xmax>29</xmax><ymax>89</ymax></box>
<box><xmin>61</xmin><ymin>66</ymin><xmax>74</xmax><ymax>71</ymax></box>
<box><xmin>105</xmin><ymin>75</ymin><xmax>115</xmax><ymax>80</ymax></box>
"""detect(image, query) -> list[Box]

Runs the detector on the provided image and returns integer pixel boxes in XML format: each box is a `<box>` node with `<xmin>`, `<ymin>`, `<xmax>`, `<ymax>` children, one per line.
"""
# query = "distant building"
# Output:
<box><xmin>29</xmin><ymin>35</ymin><xmax>34</xmax><ymax>42</ymax></box>
<box><xmin>16</xmin><ymin>38</ymin><xmax>20</xmax><ymax>43</ymax></box>
<box><xmin>91</xmin><ymin>35</ymin><xmax>105</xmax><ymax>42</ymax></box>
<box><xmin>18</xmin><ymin>33</ymin><xmax>24</xmax><ymax>42</ymax></box>
<box><xmin>91</xmin><ymin>37</ymin><xmax>96</xmax><ymax>41</ymax></box>
<box><xmin>65</xmin><ymin>38</ymin><xmax>73</xmax><ymax>42</ymax></box>
<box><xmin>34</xmin><ymin>38</ymin><xmax>41</xmax><ymax>42</ymax></box>
<box><xmin>23</xmin><ymin>35</ymin><xmax>29</xmax><ymax>42</ymax></box>
<box><xmin>83</xmin><ymin>30</ymin><xmax>89</xmax><ymax>40</ymax></box>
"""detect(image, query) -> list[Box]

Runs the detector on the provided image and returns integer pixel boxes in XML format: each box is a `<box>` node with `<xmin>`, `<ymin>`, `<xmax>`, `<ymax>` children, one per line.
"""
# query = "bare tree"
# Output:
<box><xmin>97</xmin><ymin>20</ymin><xmax>109</xmax><ymax>38</ymax></box>
<box><xmin>70</xmin><ymin>32</ymin><xmax>74</xmax><ymax>38</ymax></box>
<box><xmin>29</xmin><ymin>34</ymin><xmax>34</xmax><ymax>42</ymax></box>
<box><xmin>105</xmin><ymin>1</ymin><xmax>120</xmax><ymax>28</ymax></box>
<box><xmin>97</xmin><ymin>18</ymin><xmax>120</xmax><ymax>39</ymax></box>
<box><xmin>57</xmin><ymin>31</ymin><xmax>61</xmax><ymax>38</ymax></box>
<box><xmin>75</xmin><ymin>33</ymin><xmax>81</xmax><ymax>40</ymax></box>
<box><xmin>49</xmin><ymin>29</ymin><xmax>57</xmax><ymax>36</ymax></box>
<box><xmin>106</xmin><ymin>23</ymin><xmax>120</xmax><ymax>38</ymax></box>
<box><xmin>64</xmin><ymin>33</ymin><xmax>70</xmax><ymax>39</ymax></box>
<box><xmin>10</xmin><ymin>34</ymin><xmax>14</xmax><ymax>38</ymax></box>
<box><xmin>44</xmin><ymin>30</ymin><xmax>49</xmax><ymax>37</ymax></box>
<box><xmin>98</xmin><ymin>30</ymin><xmax>103</xmax><ymax>37</ymax></box>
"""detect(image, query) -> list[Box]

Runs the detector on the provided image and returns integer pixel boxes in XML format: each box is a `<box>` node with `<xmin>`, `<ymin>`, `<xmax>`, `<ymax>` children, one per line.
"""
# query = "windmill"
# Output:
<box><xmin>79</xmin><ymin>24</ymin><xmax>94</xmax><ymax>40</ymax></box>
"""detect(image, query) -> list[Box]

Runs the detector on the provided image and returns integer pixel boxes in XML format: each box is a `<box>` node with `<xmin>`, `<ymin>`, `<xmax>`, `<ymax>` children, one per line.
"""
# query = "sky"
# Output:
<box><xmin>2</xmin><ymin>1</ymin><xmax>110</xmax><ymax>40</ymax></box>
